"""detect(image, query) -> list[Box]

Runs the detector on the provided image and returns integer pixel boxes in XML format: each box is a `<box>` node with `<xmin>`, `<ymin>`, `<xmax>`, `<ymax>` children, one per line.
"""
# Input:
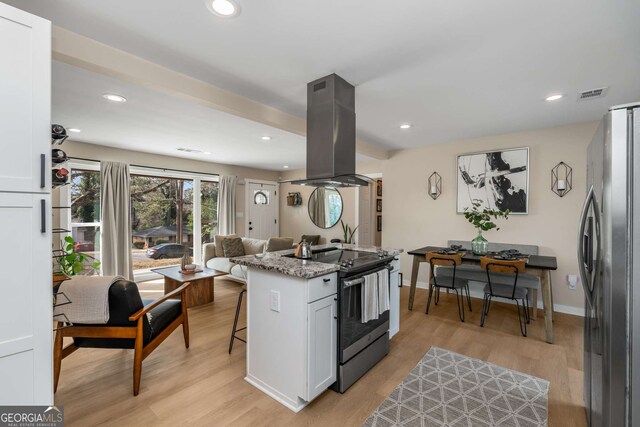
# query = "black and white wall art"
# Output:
<box><xmin>456</xmin><ymin>147</ymin><xmax>529</xmax><ymax>214</ymax></box>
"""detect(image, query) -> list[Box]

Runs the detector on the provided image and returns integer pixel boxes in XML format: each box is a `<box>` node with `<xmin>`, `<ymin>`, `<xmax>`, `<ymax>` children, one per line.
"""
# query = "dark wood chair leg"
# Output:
<box><xmin>53</xmin><ymin>323</ymin><xmax>63</xmax><ymax>392</ymax></box>
<box><xmin>181</xmin><ymin>297</ymin><xmax>190</xmax><ymax>349</ymax></box>
<box><xmin>133</xmin><ymin>320</ymin><xmax>144</xmax><ymax>396</ymax></box>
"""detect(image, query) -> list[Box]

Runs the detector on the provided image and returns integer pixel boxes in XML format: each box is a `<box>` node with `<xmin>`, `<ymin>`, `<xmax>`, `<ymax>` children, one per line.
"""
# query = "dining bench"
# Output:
<box><xmin>434</xmin><ymin>241</ymin><xmax>542</xmax><ymax>319</ymax></box>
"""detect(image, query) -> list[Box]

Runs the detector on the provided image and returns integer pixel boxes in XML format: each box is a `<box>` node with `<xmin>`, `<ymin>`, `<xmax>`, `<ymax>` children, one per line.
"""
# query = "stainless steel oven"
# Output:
<box><xmin>333</xmin><ymin>264</ymin><xmax>392</xmax><ymax>393</ymax></box>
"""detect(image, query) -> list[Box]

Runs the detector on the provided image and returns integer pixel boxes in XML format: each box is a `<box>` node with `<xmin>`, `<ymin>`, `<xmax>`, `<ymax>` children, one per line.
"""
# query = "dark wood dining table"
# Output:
<box><xmin>407</xmin><ymin>246</ymin><xmax>558</xmax><ymax>343</ymax></box>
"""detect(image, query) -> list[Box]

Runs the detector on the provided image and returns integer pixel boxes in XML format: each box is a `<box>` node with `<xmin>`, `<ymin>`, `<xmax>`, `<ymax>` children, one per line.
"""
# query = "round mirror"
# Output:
<box><xmin>308</xmin><ymin>187</ymin><xmax>343</xmax><ymax>229</ymax></box>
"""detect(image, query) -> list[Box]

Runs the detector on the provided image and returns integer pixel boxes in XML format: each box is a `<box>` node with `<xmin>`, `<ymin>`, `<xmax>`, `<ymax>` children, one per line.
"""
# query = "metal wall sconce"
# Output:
<box><xmin>551</xmin><ymin>161</ymin><xmax>572</xmax><ymax>197</ymax></box>
<box><xmin>428</xmin><ymin>172</ymin><xmax>442</xmax><ymax>200</ymax></box>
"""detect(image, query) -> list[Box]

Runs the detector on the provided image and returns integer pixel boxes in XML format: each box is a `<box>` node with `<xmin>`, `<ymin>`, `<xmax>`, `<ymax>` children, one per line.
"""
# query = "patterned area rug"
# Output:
<box><xmin>363</xmin><ymin>347</ymin><xmax>549</xmax><ymax>427</ymax></box>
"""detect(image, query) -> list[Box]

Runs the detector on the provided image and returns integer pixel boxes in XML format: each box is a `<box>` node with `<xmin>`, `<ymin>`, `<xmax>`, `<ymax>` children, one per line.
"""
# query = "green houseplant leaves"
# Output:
<box><xmin>58</xmin><ymin>235</ymin><xmax>101</xmax><ymax>276</ymax></box>
<box><xmin>463</xmin><ymin>199</ymin><xmax>510</xmax><ymax>231</ymax></box>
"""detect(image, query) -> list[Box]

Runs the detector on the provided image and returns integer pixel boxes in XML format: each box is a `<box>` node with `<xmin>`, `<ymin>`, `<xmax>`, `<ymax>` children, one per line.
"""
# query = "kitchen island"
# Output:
<box><xmin>231</xmin><ymin>244</ymin><xmax>402</xmax><ymax>412</ymax></box>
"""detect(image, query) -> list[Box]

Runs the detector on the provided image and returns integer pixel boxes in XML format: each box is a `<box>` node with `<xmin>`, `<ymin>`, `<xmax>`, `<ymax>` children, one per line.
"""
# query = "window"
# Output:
<box><xmin>201</xmin><ymin>180</ymin><xmax>219</xmax><ymax>244</ymax></box>
<box><xmin>69</xmin><ymin>169</ymin><xmax>101</xmax><ymax>268</ymax></box>
<box><xmin>130</xmin><ymin>175</ymin><xmax>194</xmax><ymax>271</ymax></box>
<box><xmin>63</xmin><ymin>161</ymin><xmax>218</xmax><ymax>280</ymax></box>
<box><xmin>253</xmin><ymin>190</ymin><xmax>269</xmax><ymax>205</ymax></box>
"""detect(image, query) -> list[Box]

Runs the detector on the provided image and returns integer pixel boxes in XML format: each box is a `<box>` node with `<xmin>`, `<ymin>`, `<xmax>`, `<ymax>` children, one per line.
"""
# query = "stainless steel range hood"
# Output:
<box><xmin>291</xmin><ymin>74</ymin><xmax>371</xmax><ymax>188</ymax></box>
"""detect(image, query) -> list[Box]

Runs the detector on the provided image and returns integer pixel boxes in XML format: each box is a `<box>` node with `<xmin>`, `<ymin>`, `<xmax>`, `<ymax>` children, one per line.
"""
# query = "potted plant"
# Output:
<box><xmin>340</xmin><ymin>220</ymin><xmax>359</xmax><ymax>244</ymax></box>
<box><xmin>53</xmin><ymin>236</ymin><xmax>101</xmax><ymax>292</ymax></box>
<box><xmin>463</xmin><ymin>199</ymin><xmax>510</xmax><ymax>255</ymax></box>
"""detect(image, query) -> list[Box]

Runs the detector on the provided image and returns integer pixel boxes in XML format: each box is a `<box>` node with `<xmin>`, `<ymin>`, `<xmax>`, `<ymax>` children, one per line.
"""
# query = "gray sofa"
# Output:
<box><xmin>203</xmin><ymin>235</ymin><xmax>293</xmax><ymax>283</ymax></box>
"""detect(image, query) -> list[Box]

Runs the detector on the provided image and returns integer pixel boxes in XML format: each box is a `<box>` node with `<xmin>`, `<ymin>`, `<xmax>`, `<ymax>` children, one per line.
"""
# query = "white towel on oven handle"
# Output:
<box><xmin>377</xmin><ymin>269</ymin><xmax>390</xmax><ymax>315</ymax></box>
<box><xmin>361</xmin><ymin>272</ymin><xmax>379</xmax><ymax>323</ymax></box>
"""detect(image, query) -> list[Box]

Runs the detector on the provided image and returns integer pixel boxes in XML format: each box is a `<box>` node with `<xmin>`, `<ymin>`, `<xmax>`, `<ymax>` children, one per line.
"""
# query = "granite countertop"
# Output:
<box><xmin>230</xmin><ymin>244</ymin><xmax>403</xmax><ymax>279</ymax></box>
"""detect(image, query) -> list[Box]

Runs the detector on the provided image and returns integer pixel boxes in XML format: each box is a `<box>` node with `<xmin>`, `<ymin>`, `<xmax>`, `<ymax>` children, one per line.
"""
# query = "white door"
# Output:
<box><xmin>0</xmin><ymin>193</ymin><xmax>52</xmax><ymax>404</ymax></box>
<box><xmin>0</xmin><ymin>4</ymin><xmax>51</xmax><ymax>193</ymax></box>
<box><xmin>246</xmin><ymin>182</ymin><xmax>278</xmax><ymax>240</ymax></box>
<box><xmin>357</xmin><ymin>183</ymin><xmax>374</xmax><ymax>246</ymax></box>
<box><xmin>306</xmin><ymin>294</ymin><xmax>337</xmax><ymax>401</ymax></box>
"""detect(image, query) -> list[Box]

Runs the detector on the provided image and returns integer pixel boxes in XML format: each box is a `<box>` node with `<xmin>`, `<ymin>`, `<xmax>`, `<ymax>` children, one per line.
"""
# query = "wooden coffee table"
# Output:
<box><xmin>151</xmin><ymin>265</ymin><xmax>228</xmax><ymax>308</ymax></box>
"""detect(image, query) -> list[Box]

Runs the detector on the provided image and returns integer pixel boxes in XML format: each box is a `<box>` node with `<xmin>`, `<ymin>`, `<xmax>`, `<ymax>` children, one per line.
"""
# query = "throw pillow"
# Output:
<box><xmin>222</xmin><ymin>237</ymin><xmax>245</xmax><ymax>258</ymax></box>
<box><xmin>214</xmin><ymin>234</ymin><xmax>238</xmax><ymax>257</ymax></box>
<box><xmin>266</xmin><ymin>237</ymin><xmax>294</xmax><ymax>252</ymax></box>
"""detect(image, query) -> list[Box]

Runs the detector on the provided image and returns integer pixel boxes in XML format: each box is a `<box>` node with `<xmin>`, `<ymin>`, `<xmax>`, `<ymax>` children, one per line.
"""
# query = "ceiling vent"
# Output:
<box><xmin>578</xmin><ymin>87</ymin><xmax>608</xmax><ymax>101</ymax></box>
<box><xmin>177</xmin><ymin>147</ymin><xmax>202</xmax><ymax>153</ymax></box>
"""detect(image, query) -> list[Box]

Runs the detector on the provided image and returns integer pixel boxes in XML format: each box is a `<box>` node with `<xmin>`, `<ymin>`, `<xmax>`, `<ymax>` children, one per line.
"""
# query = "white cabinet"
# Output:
<box><xmin>389</xmin><ymin>258</ymin><xmax>401</xmax><ymax>338</ymax></box>
<box><xmin>245</xmin><ymin>269</ymin><xmax>337</xmax><ymax>412</ymax></box>
<box><xmin>0</xmin><ymin>3</ymin><xmax>52</xmax><ymax>405</ymax></box>
<box><xmin>0</xmin><ymin>4</ymin><xmax>51</xmax><ymax>193</ymax></box>
<box><xmin>0</xmin><ymin>193</ymin><xmax>52</xmax><ymax>404</ymax></box>
<box><xmin>306</xmin><ymin>295</ymin><xmax>337</xmax><ymax>401</ymax></box>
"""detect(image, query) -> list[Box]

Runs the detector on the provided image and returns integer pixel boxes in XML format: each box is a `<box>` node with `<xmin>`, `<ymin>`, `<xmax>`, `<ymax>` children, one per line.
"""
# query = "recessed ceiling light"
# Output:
<box><xmin>261</xmin><ymin>136</ymin><xmax>272</xmax><ymax>141</ymax></box>
<box><xmin>283</xmin><ymin>165</ymin><xmax>289</xmax><ymax>169</ymax></box>
<box><xmin>545</xmin><ymin>94</ymin><xmax>563</xmax><ymax>102</ymax></box>
<box><xmin>206</xmin><ymin>0</ymin><xmax>240</xmax><ymax>17</ymax></box>
<box><xmin>103</xmin><ymin>93</ymin><xmax>127</xmax><ymax>103</ymax></box>
<box><xmin>203</xmin><ymin>151</ymin><xmax>212</xmax><ymax>155</ymax></box>
<box><xmin>68</xmin><ymin>128</ymin><xmax>81</xmax><ymax>133</ymax></box>
<box><xmin>400</xmin><ymin>124</ymin><xmax>412</xmax><ymax>129</ymax></box>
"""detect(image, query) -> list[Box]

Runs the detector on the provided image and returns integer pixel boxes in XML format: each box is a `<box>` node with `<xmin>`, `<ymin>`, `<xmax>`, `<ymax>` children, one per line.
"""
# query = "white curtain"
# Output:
<box><xmin>217</xmin><ymin>175</ymin><xmax>237</xmax><ymax>235</ymax></box>
<box><xmin>100</xmin><ymin>161</ymin><xmax>133</xmax><ymax>280</ymax></box>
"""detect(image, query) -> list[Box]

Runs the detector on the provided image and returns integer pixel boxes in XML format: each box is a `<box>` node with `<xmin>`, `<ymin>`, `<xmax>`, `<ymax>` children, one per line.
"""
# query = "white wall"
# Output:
<box><xmin>381</xmin><ymin>121</ymin><xmax>599</xmax><ymax>312</ymax></box>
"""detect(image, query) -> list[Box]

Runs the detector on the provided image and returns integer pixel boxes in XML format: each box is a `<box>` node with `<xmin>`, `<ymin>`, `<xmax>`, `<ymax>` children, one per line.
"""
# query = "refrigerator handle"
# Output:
<box><xmin>577</xmin><ymin>185</ymin><xmax>595</xmax><ymax>309</ymax></box>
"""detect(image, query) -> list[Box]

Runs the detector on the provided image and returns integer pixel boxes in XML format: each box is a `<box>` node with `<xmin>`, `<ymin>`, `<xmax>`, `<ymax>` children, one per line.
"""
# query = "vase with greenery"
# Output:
<box><xmin>340</xmin><ymin>220</ymin><xmax>359</xmax><ymax>244</ymax></box>
<box><xmin>463</xmin><ymin>199</ymin><xmax>510</xmax><ymax>255</ymax></box>
<box><xmin>57</xmin><ymin>235</ymin><xmax>101</xmax><ymax>277</ymax></box>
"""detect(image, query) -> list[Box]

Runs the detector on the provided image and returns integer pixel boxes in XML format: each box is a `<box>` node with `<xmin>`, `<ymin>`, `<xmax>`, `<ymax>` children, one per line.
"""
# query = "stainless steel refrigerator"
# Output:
<box><xmin>579</xmin><ymin>102</ymin><xmax>639</xmax><ymax>427</ymax></box>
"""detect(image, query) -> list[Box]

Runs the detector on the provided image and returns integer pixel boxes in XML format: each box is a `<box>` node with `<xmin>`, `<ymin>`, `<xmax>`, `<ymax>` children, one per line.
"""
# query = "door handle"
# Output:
<box><xmin>398</xmin><ymin>272</ymin><xmax>403</xmax><ymax>288</ymax></box>
<box><xmin>249</xmin><ymin>227</ymin><xmax>253</xmax><ymax>231</ymax></box>
<box><xmin>323</xmin><ymin>278</ymin><xmax>330</xmax><ymax>283</ymax></box>
<box><xmin>40</xmin><ymin>154</ymin><xmax>46</xmax><ymax>188</ymax></box>
<box><xmin>40</xmin><ymin>199</ymin><xmax>46</xmax><ymax>233</ymax></box>
<box><xmin>577</xmin><ymin>185</ymin><xmax>597</xmax><ymax>309</ymax></box>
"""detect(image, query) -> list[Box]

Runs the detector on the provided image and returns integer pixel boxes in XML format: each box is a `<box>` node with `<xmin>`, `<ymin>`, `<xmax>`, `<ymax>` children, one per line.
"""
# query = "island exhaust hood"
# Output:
<box><xmin>290</xmin><ymin>74</ymin><xmax>371</xmax><ymax>187</ymax></box>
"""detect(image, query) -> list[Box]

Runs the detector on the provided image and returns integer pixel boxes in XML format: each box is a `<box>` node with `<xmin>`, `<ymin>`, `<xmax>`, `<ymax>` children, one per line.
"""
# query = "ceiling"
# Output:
<box><xmin>52</xmin><ymin>61</ymin><xmax>307</xmax><ymax>170</ymax></box>
<box><xmin>8</xmin><ymin>0</ymin><xmax>640</xmax><ymax>156</ymax></box>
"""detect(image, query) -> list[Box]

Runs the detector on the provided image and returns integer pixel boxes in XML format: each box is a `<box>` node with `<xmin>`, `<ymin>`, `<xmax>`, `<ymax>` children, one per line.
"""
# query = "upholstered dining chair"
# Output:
<box><xmin>53</xmin><ymin>279</ymin><xmax>191</xmax><ymax>396</ymax></box>
<box><xmin>480</xmin><ymin>257</ymin><xmax>530</xmax><ymax>336</ymax></box>
<box><xmin>425</xmin><ymin>252</ymin><xmax>472</xmax><ymax>322</ymax></box>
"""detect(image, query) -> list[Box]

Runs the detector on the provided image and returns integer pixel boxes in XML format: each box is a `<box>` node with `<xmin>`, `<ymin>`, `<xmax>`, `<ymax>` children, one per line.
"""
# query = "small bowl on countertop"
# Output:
<box><xmin>184</xmin><ymin>264</ymin><xmax>197</xmax><ymax>271</ymax></box>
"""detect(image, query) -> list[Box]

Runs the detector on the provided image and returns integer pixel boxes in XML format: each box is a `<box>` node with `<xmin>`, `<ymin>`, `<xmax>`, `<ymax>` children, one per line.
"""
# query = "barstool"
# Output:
<box><xmin>228</xmin><ymin>285</ymin><xmax>247</xmax><ymax>354</ymax></box>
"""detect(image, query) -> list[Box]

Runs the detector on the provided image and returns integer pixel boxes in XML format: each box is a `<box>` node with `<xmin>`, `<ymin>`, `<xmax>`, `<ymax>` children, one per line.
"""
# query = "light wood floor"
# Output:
<box><xmin>55</xmin><ymin>278</ymin><xmax>587</xmax><ymax>426</ymax></box>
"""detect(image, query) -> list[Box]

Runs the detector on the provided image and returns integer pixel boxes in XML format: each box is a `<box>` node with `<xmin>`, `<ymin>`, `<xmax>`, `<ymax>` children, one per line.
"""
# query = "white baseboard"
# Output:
<box><xmin>402</xmin><ymin>280</ymin><xmax>584</xmax><ymax>317</ymax></box>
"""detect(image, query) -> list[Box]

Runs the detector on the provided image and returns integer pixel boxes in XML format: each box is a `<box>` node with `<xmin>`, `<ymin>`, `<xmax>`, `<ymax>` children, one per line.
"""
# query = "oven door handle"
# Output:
<box><xmin>343</xmin><ymin>265</ymin><xmax>392</xmax><ymax>288</ymax></box>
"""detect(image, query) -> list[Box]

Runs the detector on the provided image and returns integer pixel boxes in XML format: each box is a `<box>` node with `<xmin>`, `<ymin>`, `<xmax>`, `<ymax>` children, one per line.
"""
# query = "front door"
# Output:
<box><xmin>246</xmin><ymin>181</ymin><xmax>278</xmax><ymax>240</ymax></box>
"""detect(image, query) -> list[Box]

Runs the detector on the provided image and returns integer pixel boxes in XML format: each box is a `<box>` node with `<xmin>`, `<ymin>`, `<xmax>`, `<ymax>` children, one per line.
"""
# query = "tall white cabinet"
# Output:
<box><xmin>0</xmin><ymin>3</ymin><xmax>52</xmax><ymax>405</ymax></box>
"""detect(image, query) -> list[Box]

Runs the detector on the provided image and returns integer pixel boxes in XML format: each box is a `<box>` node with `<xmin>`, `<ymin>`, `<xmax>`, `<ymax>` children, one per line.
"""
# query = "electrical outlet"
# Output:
<box><xmin>270</xmin><ymin>290</ymin><xmax>280</xmax><ymax>312</ymax></box>
<box><xmin>567</xmin><ymin>274</ymin><xmax>579</xmax><ymax>290</ymax></box>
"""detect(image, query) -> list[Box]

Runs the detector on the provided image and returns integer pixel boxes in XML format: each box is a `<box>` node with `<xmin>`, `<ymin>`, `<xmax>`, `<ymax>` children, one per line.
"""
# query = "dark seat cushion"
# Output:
<box><xmin>484</xmin><ymin>283</ymin><xmax>528</xmax><ymax>299</ymax></box>
<box><xmin>73</xmin><ymin>280</ymin><xmax>182</xmax><ymax>349</ymax></box>
<box><xmin>431</xmin><ymin>276</ymin><xmax>468</xmax><ymax>290</ymax></box>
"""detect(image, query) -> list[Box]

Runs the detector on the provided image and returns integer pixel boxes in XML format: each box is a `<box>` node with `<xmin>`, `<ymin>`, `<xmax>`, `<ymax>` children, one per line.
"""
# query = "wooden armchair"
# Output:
<box><xmin>53</xmin><ymin>279</ymin><xmax>191</xmax><ymax>396</ymax></box>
